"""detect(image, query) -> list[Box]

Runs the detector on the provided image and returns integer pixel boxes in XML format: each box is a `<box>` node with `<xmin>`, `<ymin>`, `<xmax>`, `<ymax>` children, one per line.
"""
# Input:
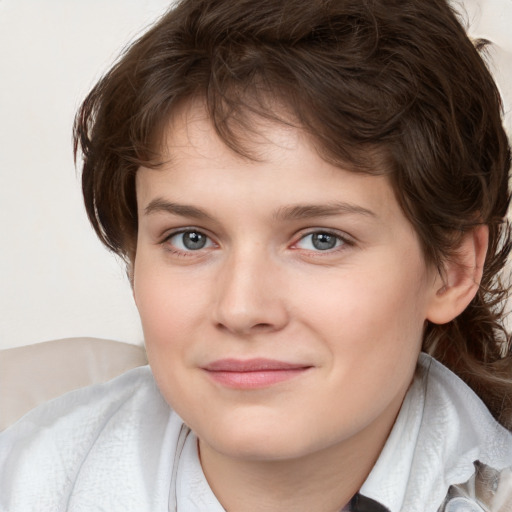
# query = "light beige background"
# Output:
<box><xmin>0</xmin><ymin>0</ymin><xmax>511</xmax><ymax>350</ymax></box>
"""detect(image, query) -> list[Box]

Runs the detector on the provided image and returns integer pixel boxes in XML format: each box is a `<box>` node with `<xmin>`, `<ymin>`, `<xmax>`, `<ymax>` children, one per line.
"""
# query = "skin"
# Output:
<box><xmin>133</xmin><ymin>102</ymin><xmax>483</xmax><ymax>511</ymax></box>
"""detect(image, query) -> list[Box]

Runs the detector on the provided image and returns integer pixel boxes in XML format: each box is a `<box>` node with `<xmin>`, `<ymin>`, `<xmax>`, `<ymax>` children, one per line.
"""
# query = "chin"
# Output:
<box><xmin>210</xmin><ymin>439</ymin><xmax>308</xmax><ymax>463</ymax></box>
<box><xmin>199</xmin><ymin>417</ymin><xmax>342</xmax><ymax>464</ymax></box>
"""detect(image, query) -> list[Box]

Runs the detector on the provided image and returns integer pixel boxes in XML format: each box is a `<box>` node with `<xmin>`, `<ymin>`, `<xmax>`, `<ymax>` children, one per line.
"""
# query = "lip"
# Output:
<box><xmin>202</xmin><ymin>358</ymin><xmax>312</xmax><ymax>389</ymax></box>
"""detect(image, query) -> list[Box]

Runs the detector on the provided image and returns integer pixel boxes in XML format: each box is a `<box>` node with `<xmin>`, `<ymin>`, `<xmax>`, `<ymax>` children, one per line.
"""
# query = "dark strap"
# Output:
<box><xmin>350</xmin><ymin>494</ymin><xmax>390</xmax><ymax>512</ymax></box>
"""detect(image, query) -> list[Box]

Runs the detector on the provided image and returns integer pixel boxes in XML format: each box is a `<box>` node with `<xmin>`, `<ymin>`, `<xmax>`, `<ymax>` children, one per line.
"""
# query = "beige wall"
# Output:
<box><xmin>0</xmin><ymin>0</ymin><xmax>173</xmax><ymax>349</ymax></box>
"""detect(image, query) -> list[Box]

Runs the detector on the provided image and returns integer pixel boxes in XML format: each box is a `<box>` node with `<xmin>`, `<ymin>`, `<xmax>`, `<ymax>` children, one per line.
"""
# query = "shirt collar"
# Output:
<box><xmin>175</xmin><ymin>430</ymin><xmax>226</xmax><ymax>512</ymax></box>
<box><xmin>358</xmin><ymin>353</ymin><xmax>512</xmax><ymax>511</ymax></box>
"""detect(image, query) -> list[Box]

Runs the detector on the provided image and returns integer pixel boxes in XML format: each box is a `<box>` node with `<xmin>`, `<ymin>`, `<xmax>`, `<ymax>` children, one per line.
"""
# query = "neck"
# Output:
<box><xmin>198</xmin><ymin>411</ymin><xmax>395</xmax><ymax>512</ymax></box>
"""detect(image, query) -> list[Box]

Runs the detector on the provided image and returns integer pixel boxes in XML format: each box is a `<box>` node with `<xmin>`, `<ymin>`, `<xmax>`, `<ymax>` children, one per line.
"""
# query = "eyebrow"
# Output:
<box><xmin>144</xmin><ymin>199</ymin><xmax>214</xmax><ymax>221</ymax></box>
<box><xmin>273</xmin><ymin>202</ymin><xmax>377</xmax><ymax>221</ymax></box>
<box><xmin>144</xmin><ymin>198</ymin><xmax>376</xmax><ymax>221</ymax></box>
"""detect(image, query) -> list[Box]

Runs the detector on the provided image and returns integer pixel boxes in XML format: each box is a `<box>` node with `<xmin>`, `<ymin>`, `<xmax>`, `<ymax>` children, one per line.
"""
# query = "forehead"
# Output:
<box><xmin>137</xmin><ymin>100</ymin><xmax>403</xmax><ymax>225</ymax></box>
<box><xmin>158</xmin><ymin>97</ymin><xmax>303</xmax><ymax>161</ymax></box>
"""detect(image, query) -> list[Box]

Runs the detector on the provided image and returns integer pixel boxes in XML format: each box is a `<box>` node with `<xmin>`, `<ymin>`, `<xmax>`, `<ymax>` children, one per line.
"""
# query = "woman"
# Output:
<box><xmin>2</xmin><ymin>0</ymin><xmax>512</xmax><ymax>510</ymax></box>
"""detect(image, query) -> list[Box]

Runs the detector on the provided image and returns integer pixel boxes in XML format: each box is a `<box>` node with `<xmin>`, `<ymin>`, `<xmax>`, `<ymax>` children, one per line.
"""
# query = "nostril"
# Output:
<box><xmin>252</xmin><ymin>323</ymin><xmax>274</xmax><ymax>331</ymax></box>
<box><xmin>214</xmin><ymin>320</ymin><xmax>277</xmax><ymax>335</ymax></box>
<box><xmin>212</xmin><ymin>282</ymin><xmax>289</xmax><ymax>335</ymax></box>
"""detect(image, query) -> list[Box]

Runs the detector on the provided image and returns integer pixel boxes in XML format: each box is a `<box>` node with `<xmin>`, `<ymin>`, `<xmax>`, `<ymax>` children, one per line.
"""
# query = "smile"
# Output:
<box><xmin>202</xmin><ymin>359</ymin><xmax>312</xmax><ymax>389</ymax></box>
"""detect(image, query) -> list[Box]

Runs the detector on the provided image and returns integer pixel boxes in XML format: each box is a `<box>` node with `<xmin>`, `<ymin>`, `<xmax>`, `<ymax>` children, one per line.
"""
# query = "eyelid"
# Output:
<box><xmin>160</xmin><ymin>226</ymin><xmax>211</xmax><ymax>242</ymax></box>
<box><xmin>291</xmin><ymin>228</ymin><xmax>355</xmax><ymax>251</ymax></box>
<box><xmin>160</xmin><ymin>227</ymin><xmax>218</xmax><ymax>254</ymax></box>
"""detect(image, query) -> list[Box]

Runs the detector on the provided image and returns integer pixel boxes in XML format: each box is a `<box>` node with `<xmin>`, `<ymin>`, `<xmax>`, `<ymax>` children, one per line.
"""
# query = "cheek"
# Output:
<box><xmin>133</xmin><ymin>269</ymin><xmax>202</xmax><ymax>407</ymax></box>
<box><xmin>134</xmin><ymin>263</ymin><xmax>204</xmax><ymax>338</ymax></box>
<box><xmin>292</xmin><ymin>260</ymin><xmax>430</xmax><ymax>380</ymax></box>
<box><xmin>133</xmin><ymin>264</ymin><xmax>215</xmax><ymax>403</ymax></box>
<box><xmin>300</xmin><ymin>266</ymin><xmax>428</xmax><ymax>333</ymax></box>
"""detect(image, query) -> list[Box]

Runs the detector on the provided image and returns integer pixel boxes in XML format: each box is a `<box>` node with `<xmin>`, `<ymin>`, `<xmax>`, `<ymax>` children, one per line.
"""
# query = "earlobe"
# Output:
<box><xmin>426</xmin><ymin>225</ymin><xmax>488</xmax><ymax>325</ymax></box>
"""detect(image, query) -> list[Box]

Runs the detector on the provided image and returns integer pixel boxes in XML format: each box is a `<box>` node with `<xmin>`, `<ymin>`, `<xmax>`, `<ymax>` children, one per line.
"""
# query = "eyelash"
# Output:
<box><xmin>160</xmin><ymin>227</ymin><xmax>354</xmax><ymax>258</ymax></box>
<box><xmin>292</xmin><ymin>230</ymin><xmax>354</xmax><ymax>254</ymax></box>
<box><xmin>160</xmin><ymin>229</ymin><xmax>217</xmax><ymax>257</ymax></box>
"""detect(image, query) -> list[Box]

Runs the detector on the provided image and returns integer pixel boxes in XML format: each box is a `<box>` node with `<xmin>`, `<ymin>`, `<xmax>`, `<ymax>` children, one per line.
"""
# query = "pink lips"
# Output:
<box><xmin>202</xmin><ymin>358</ymin><xmax>311</xmax><ymax>389</ymax></box>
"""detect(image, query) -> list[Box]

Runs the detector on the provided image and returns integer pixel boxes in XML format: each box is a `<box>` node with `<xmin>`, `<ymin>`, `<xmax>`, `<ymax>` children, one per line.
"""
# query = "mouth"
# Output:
<box><xmin>202</xmin><ymin>358</ymin><xmax>313</xmax><ymax>389</ymax></box>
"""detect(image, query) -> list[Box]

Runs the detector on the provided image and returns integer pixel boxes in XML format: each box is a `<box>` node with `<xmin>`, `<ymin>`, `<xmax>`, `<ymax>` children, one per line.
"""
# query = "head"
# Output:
<box><xmin>75</xmin><ymin>0</ymin><xmax>512</xmax><ymax>431</ymax></box>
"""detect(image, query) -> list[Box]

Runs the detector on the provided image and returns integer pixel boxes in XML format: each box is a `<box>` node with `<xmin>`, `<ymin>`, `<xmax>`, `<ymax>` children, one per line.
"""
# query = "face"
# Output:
<box><xmin>133</xmin><ymin>103</ymin><xmax>441</xmax><ymax>464</ymax></box>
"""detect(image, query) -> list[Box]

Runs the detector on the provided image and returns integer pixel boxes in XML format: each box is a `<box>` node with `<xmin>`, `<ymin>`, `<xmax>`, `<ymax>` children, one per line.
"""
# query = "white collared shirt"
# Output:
<box><xmin>1</xmin><ymin>354</ymin><xmax>511</xmax><ymax>511</ymax></box>
<box><xmin>359</xmin><ymin>354</ymin><xmax>512</xmax><ymax>511</ymax></box>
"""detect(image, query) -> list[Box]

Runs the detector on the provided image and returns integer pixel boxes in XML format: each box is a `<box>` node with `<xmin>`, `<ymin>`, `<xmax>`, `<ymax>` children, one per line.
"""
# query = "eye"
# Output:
<box><xmin>165</xmin><ymin>230</ymin><xmax>215</xmax><ymax>251</ymax></box>
<box><xmin>295</xmin><ymin>231</ymin><xmax>346</xmax><ymax>251</ymax></box>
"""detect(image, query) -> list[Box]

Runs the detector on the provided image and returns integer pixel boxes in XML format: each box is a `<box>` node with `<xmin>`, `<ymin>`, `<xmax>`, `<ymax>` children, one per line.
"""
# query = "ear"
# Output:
<box><xmin>426</xmin><ymin>225</ymin><xmax>488</xmax><ymax>325</ymax></box>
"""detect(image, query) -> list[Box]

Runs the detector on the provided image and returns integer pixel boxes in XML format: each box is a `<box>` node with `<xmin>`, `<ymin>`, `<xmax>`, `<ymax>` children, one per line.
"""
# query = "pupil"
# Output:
<box><xmin>312</xmin><ymin>233</ymin><xmax>336</xmax><ymax>250</ymax></box>
<box><xmin>183</xmin><ymin>231</ymin><xmax>206</xmax><ymax>250</ymax></box>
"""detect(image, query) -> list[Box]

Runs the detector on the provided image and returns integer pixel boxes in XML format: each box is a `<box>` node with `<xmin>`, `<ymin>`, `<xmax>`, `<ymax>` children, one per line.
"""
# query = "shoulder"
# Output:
<box><xmin>439</xmin><ymin>461</ymin><xmax>512</xmax><ymax>511</ymax></box>
<box><xmin>0</xmin><ymin>365</ymin><xmax>166</xmax><ymax>452</ymax></box>
<box><xmin>420</xmin><ymin>355</ymin><xmax>512</xmax><ymax>511</ymax></box>
<box><xmin>418</xmin><ymin>354</ymin><xmax>512</xmax><ymax>464</ymax></box>
<box><xmin>359</xmin><ymin>354</ymin><xmax>512</xmax><ymax>511</ymax></box>
<box><xmin>0</xmin><ymin>366</ymin><xmax>184</xmax><ymax>512</ymax></box>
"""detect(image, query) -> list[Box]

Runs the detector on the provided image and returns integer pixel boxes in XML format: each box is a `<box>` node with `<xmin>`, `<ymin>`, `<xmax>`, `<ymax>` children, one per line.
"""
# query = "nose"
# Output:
<box><xmin>212</xmin><ymin>250</ymin><xmax>289</xmax><ymax>336</ymax></box>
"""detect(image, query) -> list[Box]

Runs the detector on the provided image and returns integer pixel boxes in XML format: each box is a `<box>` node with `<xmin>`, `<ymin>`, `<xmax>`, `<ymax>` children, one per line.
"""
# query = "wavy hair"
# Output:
<box><xmin>74</xmin><ymin>0</ymin><xmax>512</xmax><ymax>427</ymax></box>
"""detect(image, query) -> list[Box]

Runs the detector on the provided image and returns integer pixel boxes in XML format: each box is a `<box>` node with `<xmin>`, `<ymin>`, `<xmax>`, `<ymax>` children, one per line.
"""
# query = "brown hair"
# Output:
<box><xmin>74</xmin><ymin>0</ymin><xmax>512</xmax><ymax>426</ymax></box>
